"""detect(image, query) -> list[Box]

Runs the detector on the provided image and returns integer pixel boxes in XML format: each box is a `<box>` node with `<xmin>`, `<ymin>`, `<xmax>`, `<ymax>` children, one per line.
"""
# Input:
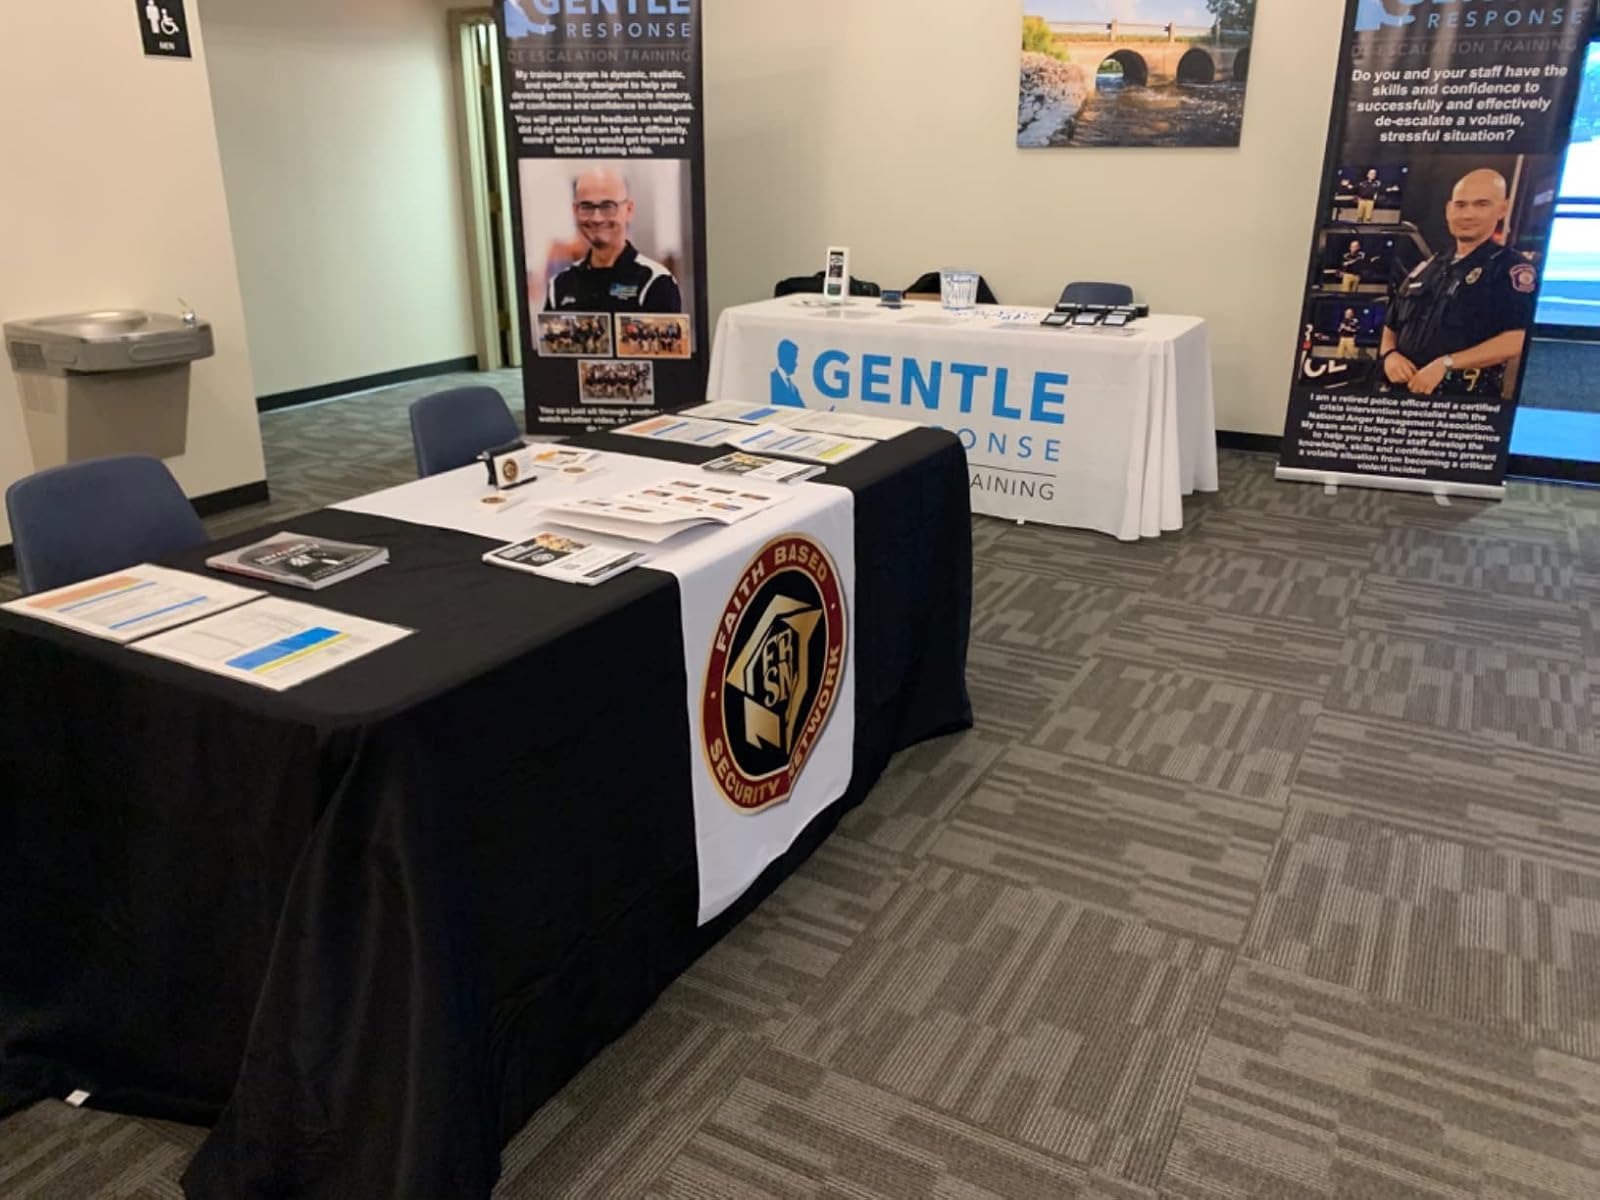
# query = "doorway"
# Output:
<box><xmin>450</xmin><ymin>9</ymin><xmax>522</xmax><ymax>372</ymax></box>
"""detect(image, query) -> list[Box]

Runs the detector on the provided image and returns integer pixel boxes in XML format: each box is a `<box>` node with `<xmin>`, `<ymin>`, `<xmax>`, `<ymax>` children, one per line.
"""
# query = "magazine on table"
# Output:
<box><xmin>206</xmin><ymin>533</ymin><xmax>388</xmax><ymax>591</ymax></box>
<box><xmin>483</xmin><ymin>531</ymin><xmax>646</xmax><ymax>586</ymax></box>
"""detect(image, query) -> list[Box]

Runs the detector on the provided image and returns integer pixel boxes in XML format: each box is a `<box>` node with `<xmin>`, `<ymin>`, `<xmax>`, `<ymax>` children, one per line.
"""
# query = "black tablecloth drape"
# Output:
<box><xmin>0</xmin><ymin>430</ymin><xmax>972</xmax><ymax>1199</ymax></box>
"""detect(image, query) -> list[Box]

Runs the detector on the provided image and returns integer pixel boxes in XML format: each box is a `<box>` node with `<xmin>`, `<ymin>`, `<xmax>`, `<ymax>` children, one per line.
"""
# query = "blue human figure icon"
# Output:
<box><xmin>1354</xmin><ymin>0</ymin><xmax>1425</xmax><ymax>33</ymax></box>
<box><xmin>770</xmin><ymin>338</ymin><xmax>804</xmax><ymax>407</ymax></box>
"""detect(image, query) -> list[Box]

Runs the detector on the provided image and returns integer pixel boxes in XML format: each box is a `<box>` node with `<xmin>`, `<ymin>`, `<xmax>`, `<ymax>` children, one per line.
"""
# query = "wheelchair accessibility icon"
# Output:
<box><xmin>144</xmin><ymin>1</ymin><xmax>181</xmax><ymax>38</ymax></box>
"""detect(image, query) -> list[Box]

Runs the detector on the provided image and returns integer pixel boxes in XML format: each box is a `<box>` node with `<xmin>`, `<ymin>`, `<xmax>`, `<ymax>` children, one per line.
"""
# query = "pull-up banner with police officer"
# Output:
<box><xmin>497</xmin><ymin>1</ymin><xmax>707</xmax><ymax>434</ymax></box>
<box><xmin>1277</xmin><ymin>0</ymin><xmax>1592</xmax><ymax>497</ymax></box>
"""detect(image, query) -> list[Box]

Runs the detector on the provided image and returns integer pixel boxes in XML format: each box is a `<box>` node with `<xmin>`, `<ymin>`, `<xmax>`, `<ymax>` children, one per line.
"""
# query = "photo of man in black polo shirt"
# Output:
<box><xmin>545</xmin><ymin>168</ymin><xmax>683</xmax><ymax>314</ymax></box>
<box><xmin>1354</xmin><ymin>168</ymin><xmax>1382</xmax><ymax>223</ymax></box>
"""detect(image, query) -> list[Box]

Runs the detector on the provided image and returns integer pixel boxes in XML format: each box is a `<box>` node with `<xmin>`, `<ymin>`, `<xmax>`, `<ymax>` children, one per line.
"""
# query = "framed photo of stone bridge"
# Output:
<box><xmin>1018</xmin><ymin>1</ymin><xmax>1257</xmax><ymax>148</ymax></box>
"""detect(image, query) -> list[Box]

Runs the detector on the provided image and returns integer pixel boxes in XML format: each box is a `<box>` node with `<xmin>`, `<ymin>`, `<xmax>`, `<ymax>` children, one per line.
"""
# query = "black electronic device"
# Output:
<box><xmin>1041</xmin><ymin>311</ymin><xmax>1072</xmax><ymax>327</ymax></box>
<box><xmin>1072</xmin><ymin>311</ymin><xmax>1103</xmax><ymax>327</ymax></box>
<box><xmin>1102</xmin><ymin>311</ymin><xmax>1133</xmax><ymax>328</ymax></box>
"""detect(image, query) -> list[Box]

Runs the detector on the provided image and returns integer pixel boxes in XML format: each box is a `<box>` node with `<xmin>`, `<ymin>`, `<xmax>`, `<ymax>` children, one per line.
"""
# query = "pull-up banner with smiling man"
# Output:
<box><xmin>498</xmin><ymin>1</ymin><xmax>708</xmax><ymax>433</ymax></box>
<box><xmin>1277</xmin><ymin>0</ymin><xmax>1592</xmax><ymax>497</ymax></box>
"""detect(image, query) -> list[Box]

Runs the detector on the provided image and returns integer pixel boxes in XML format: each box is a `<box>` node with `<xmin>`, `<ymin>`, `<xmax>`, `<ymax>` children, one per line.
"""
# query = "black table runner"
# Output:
<box><xmin>0</xmin><ymin>430</ymin><xmax>972</xmax><ymax>1198</ymax></box>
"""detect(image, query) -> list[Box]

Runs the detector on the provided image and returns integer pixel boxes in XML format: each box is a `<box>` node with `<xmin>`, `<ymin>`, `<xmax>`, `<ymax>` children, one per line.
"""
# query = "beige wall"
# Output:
<box><xmin>0</xmin><ymin>0</ymin><xmax>266</xmax><ymax>548</ymax></box>
<box><xmin>200</xmin><ymin>0</ymin><xmax>478</xmax><ymax>398</ymax></box>
<box><xmin>703</xmin><ymin>0</ymin><xmax>1347</xmax><ymax>435</ymax></box>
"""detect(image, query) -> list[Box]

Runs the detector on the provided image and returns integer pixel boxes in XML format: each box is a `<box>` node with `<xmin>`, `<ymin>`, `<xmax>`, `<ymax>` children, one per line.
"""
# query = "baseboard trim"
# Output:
<box><xmin>0</xmin><ymin>481</ymin><xmax>269</xmax><ymax>574</ymax></box>
<box><xmin>193</xmin><ymin>480</ymin><xmax>271</xmax><ymax>517</ymax></box>
<box><xmin>1506</xmin><ymin>454</ymin><xmax>1600</xmax><ymax>487</ymax></box>
<box><xmin>1217</xmin><ymin>430</ymin><xmax>1282</xmax><ymax>454</ymax></box>
<box><xmin>257</xmin><ymin>356</ymin><xmax>479</xmax><ymax>413</ymax></box>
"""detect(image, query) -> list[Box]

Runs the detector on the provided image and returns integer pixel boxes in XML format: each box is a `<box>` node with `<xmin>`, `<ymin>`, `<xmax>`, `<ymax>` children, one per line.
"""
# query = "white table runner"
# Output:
<box><xmin>336</xmin><ymin>450</ymin><xmax>857</xmax><ymax>924</ymax></box>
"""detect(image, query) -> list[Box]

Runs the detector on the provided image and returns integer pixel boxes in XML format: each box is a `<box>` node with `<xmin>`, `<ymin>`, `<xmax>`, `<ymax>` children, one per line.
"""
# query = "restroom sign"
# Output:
<box><xmin>136</xmin><ymin>0</ymin><xmax>191</xmax><ymax>59</ymax></box>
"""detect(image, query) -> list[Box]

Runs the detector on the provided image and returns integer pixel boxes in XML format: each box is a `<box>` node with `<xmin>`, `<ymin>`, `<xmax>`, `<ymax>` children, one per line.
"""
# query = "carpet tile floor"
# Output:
<box><xmin>4</xmin><ymin>369</ymin><xmax>1600</xmax><ymax>1197</ymax></box>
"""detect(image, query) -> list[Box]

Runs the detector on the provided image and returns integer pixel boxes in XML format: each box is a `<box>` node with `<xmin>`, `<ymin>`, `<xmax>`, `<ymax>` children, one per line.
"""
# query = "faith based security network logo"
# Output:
<box><xmin>702</xmin><ymin>535</ymin><xmax>846</xmax><ymax>814</ymax></box>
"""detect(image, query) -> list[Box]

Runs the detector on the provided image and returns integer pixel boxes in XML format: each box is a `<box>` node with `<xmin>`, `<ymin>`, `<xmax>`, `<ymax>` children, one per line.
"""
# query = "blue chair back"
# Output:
<box><xmin>1061</xmin><ymin>281</ymin><xmax>1135</xmax><ymax>307</ymax></box>
<box><xmin>6</xmin><ymin>455</ymin><xmax>208</xmax><ymax>595</ymax></box>
<box><xmin>408</xmin><ymin>386</ymin><xmax>520</xmax><ymax>478</ymax></box>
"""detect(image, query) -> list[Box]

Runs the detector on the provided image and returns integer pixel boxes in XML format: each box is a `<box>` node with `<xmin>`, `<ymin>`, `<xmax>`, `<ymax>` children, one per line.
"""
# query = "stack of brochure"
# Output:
<box><xmin>483</xmin><ymin>532</ymin><xmax>645</xmax><ymax>587</ymax></box>
<box><xmin>701</xmin><ymin>452</ymin><xmax>823</xmax><ymax>484</ymax></box>
<box><xmin>207</xmin><ymin>533</ymin><xmax>388</xmax><ymax>591</ymax></box>
<box><xmin>542</xmin><ymin>478</ymin><xmax>787</xmax><ymax>543</ymax></box>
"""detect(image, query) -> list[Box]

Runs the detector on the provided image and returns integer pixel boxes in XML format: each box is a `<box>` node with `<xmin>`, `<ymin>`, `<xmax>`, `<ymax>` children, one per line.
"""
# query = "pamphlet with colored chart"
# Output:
<box><xmin>131</xmin><ymin>598</ymin><xmax>413</xmax><ymax>691</ymax></box>
<box><xmin>1</xmin><ymin>565</ymin><xmax>262</xmax><ymax>644</ymax></box>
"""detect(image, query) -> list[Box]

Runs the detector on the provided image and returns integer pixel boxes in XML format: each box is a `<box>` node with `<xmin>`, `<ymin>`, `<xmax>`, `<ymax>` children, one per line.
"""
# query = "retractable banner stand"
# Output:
<box><xmin>1277</xmin><ymin>0</ymin><xmax>1592</xmax><ymax>498</ymax></box>
<box><xmin>497</xmin><ymin>1</ymin><xmax>707</xmax><ymax>434</ymax></box>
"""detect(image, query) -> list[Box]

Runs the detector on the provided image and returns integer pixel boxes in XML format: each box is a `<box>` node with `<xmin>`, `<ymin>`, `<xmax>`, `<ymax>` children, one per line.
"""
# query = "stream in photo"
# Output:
<box><xmin>1069</xmin><ymin>76</ymin><xmax>1248</xmax><ymax>146</ymax></box>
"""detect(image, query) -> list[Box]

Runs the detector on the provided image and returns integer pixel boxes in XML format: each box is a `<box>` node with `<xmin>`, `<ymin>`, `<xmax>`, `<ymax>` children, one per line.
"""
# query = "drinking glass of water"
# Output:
<box><xmin>940</xmin><ymin>270</ymin><xmax>980</xmax><ymax>314</ymax></box>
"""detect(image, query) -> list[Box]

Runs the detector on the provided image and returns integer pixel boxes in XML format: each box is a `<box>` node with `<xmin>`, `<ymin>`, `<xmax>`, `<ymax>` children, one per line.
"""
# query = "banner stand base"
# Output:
<box><xmin>1274</xmin><ymin>466</ymin><xmax>1505</xmax><ymax>502</ymax></box>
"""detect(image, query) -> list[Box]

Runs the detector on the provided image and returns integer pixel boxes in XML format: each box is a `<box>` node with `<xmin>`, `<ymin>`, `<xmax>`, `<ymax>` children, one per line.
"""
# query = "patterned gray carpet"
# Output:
<box><xmin>5</xmin><ymin>372</ymin><xmax>1600</xmax><ymax>1197</ymax></box>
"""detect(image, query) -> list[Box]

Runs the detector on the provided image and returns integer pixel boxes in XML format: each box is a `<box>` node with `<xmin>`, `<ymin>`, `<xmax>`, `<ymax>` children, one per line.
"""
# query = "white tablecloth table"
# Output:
<box><xmin>707</xmin><ymin>298</ymin><xmax>1218</xmax><ymax>540</ymax></box>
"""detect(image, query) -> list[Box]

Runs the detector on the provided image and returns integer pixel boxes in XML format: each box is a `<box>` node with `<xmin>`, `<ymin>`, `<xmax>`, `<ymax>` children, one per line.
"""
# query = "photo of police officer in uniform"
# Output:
<box><xmin>1319</xmin><ymin>233</ymin><xmax>1395</xmax><ymax>295</ymax></box>
<box><xmin>1306</xmin><ymin>296</ymin><xmax>1385</xmax><ymax>361</ymax></box>
<box><xmin>1331</xmin><ymin>164</ymin><xmax>1407</xmax><ymax>224</ymax></box>
<box><xmin>1379</xmin><ymin>168</ymin><xmax>1541</xmax><ymax>397</ymax></box>
<box><xmin>519</xmin><ymin>158</ymin><xmax>695</xmax><ymax>326</ymax></box>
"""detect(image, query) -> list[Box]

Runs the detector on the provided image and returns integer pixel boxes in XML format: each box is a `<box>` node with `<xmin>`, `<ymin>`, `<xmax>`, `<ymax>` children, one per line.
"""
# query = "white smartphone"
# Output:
<box><xmin>823</xmin><ymin>246</ymin><xmax>851</xmax><ymax>304</ymax></box>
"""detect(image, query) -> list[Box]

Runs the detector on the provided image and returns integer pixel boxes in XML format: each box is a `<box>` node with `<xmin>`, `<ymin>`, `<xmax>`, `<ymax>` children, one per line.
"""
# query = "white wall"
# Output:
<box><xmin>200</xmin><ymin>0</ymin><xmax>478</xmax><ymax>398</ymax></box>
<box><xmin>703</xmin><ymin>0</ymin><xmax>1347</xmax><ymax>435</ymax></box>
<box><xmin>0</xmin><ymin>0</ymin><xmax>266</xmax><ymax>547</ymax></box>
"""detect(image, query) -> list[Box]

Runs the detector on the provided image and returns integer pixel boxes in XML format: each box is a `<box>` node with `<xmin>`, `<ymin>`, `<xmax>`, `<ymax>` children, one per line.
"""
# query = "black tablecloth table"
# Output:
<box><xmin>0</xmin><ymin>430</ymin><xmax>972</xmax><ymax>1199</ymax></box>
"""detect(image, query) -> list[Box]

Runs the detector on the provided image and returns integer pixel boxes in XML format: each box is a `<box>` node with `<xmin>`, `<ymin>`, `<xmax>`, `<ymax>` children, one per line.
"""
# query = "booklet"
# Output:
<box><xmin>131</xmin><ymin>598</ymin><xmax>412</xmax><ymax>692</ymax></box>
<box><xmin>483</xmin><ymin>531</ymin><xmax>645</xmax><ymax>586</ymax></box>
<box><xmin>207</xmin><ymin>533</ymin><xmax>388</xmax><ymax>591</ymax></box>
<box><xmin>1</xmin><ymin>565</ymin><xmax>262</xmax><ymax>644</ymax></box>
<box><xmin>701</xmin><ymin>452</ymin><xmax>824</xmax><ymax>484</ymax></box>
<box><xmin>720</xmin><ymin>424</ymin><xmax>873</xmax><ymax>463</ymax></box>
<box><xmin>614</xmin><ymin>414</ymin><xmax>741</xmax><ymax>446</ymax></box>
<box><xmin>544</xmin><ymin>478</ymin><xmax>788</xmax><ymax>544</ymax></box>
